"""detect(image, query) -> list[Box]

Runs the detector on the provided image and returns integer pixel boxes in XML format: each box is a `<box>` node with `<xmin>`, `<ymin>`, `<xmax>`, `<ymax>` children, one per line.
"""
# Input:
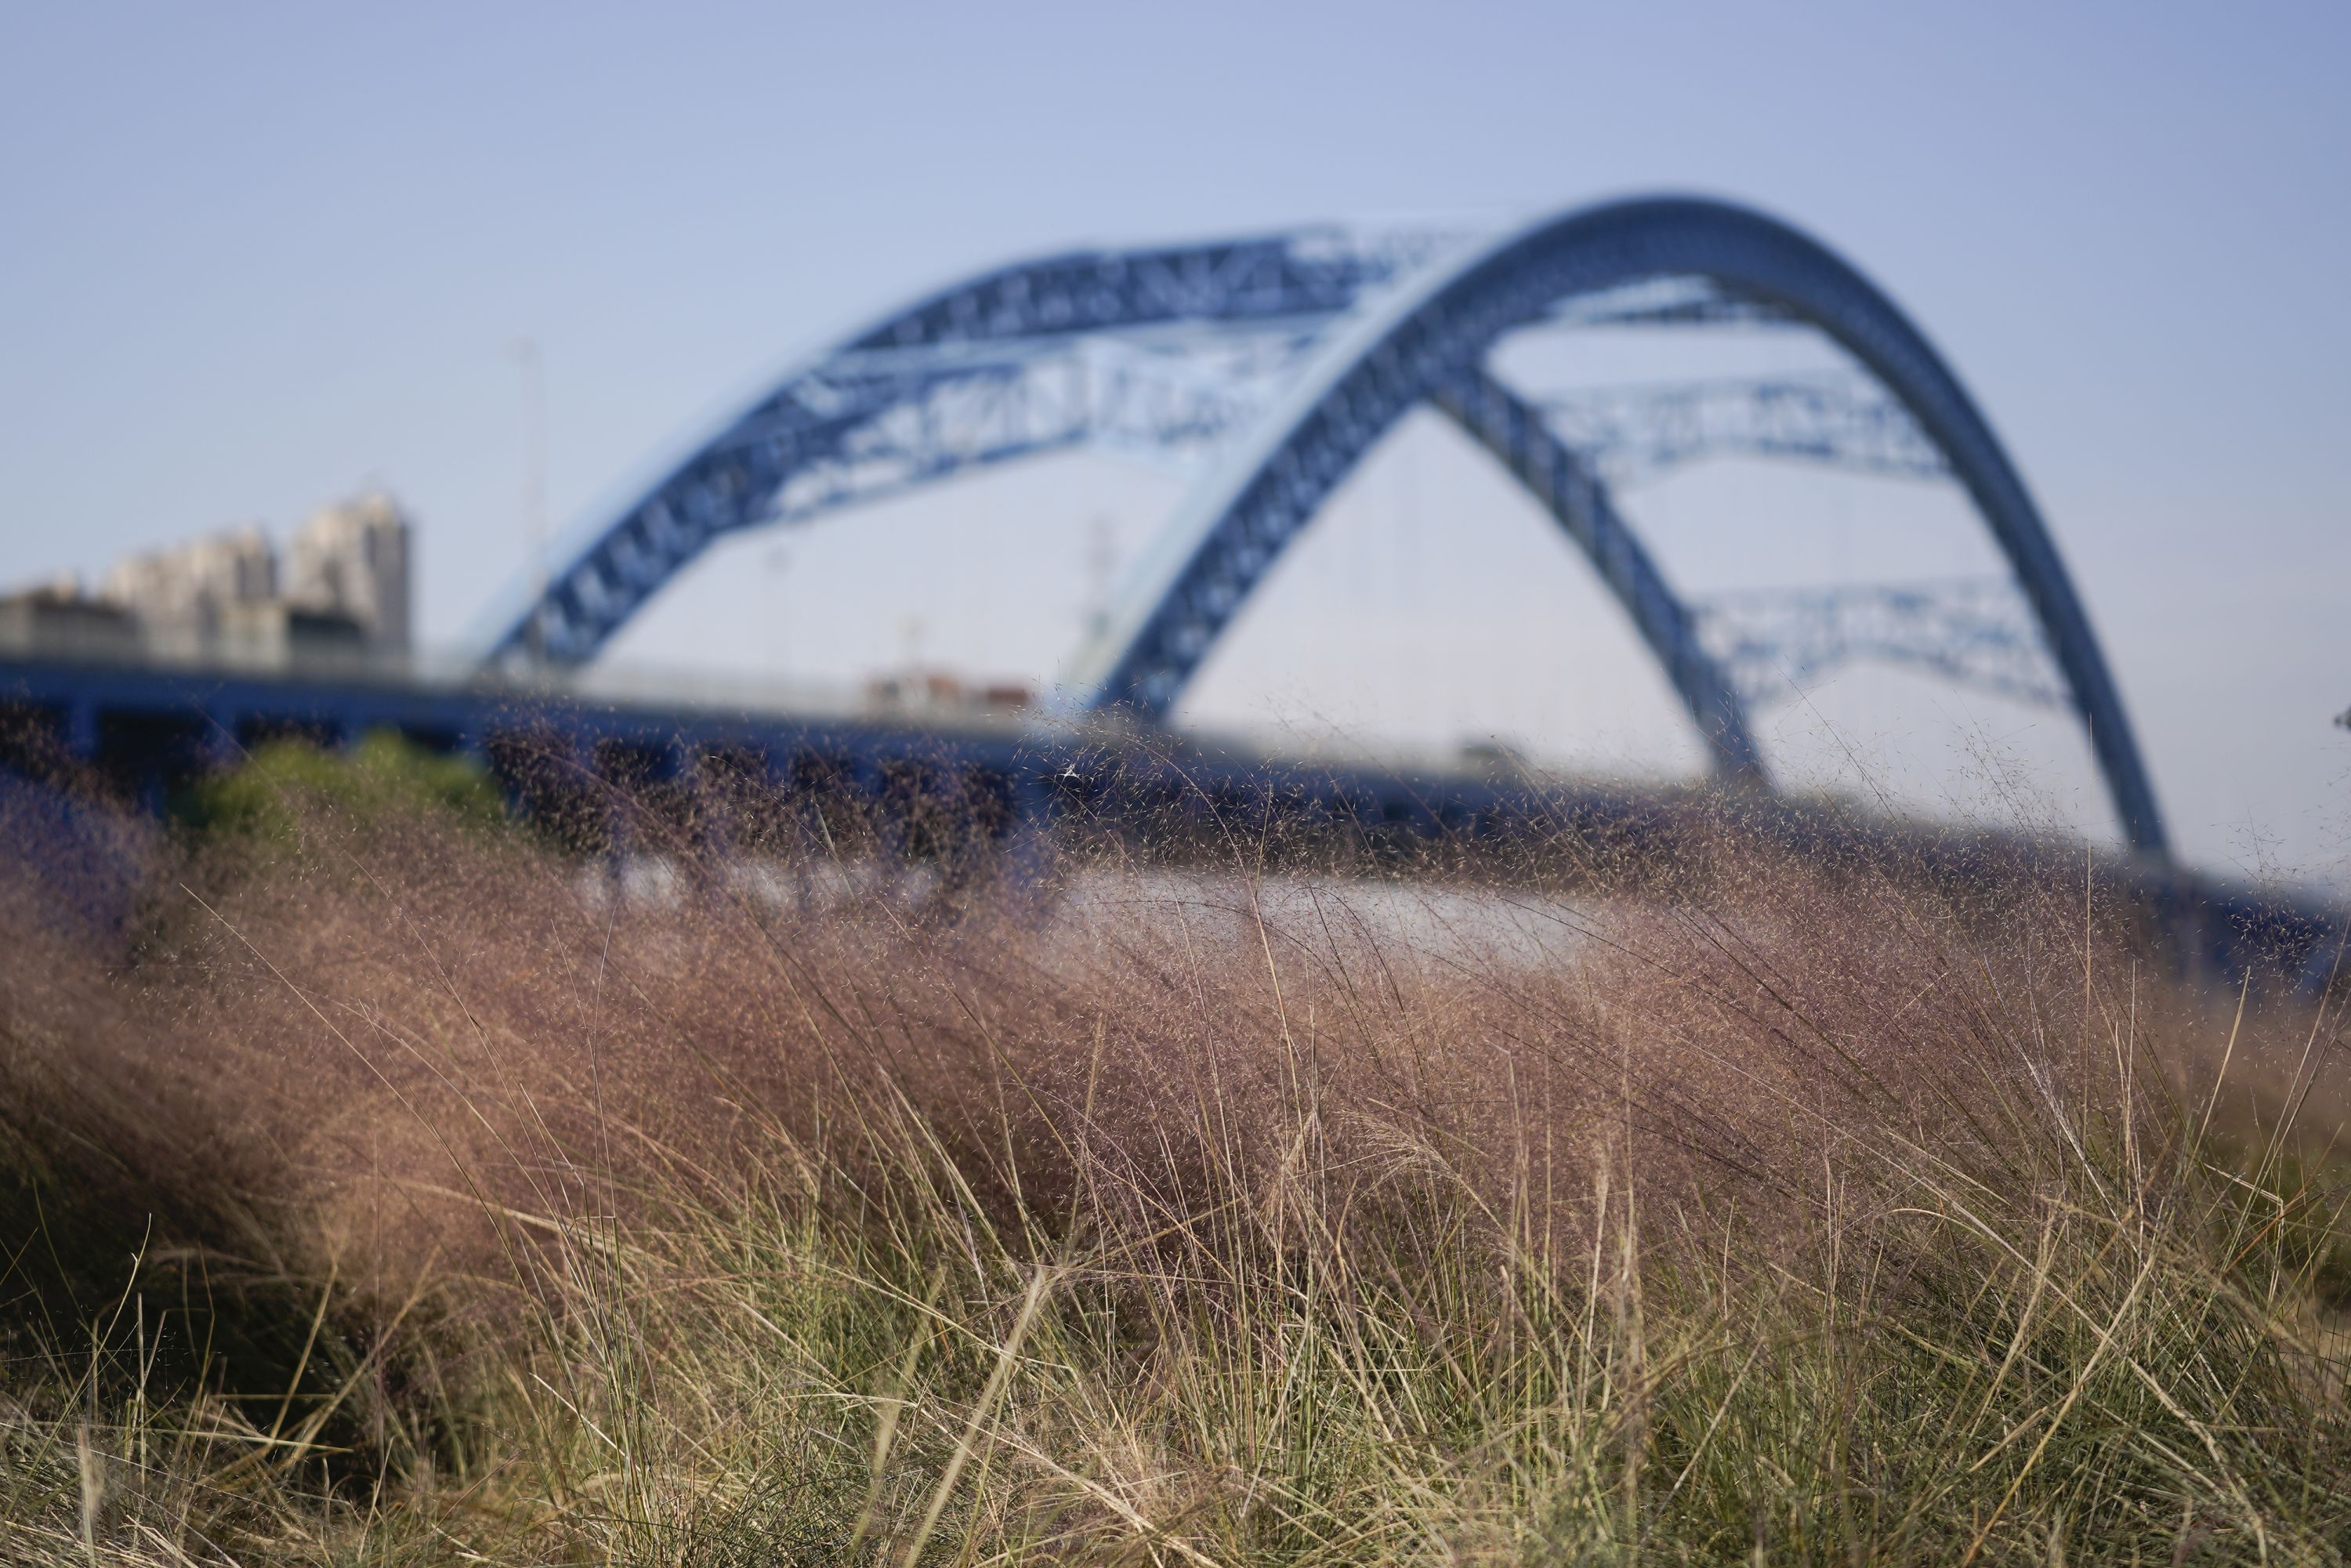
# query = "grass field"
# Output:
<box><xmin>1</xmin><ymin>742</ymin><xmax>2346</xmax><ymax>1565</ymax></box>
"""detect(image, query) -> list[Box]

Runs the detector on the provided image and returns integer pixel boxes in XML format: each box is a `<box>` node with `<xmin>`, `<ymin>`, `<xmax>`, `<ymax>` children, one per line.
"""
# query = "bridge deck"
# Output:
<box><xmin>0</xmin><ymin>648</ymin><xmax>2337</xmax><ymax>994</ymax></box>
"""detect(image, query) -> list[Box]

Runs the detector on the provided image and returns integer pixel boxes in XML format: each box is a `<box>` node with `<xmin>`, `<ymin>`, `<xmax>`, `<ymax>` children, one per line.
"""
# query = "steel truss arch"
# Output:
<box><xmin>1074</xmin><ymin>196</ymin><xmax>2168</xmax><ymax>857</ymax></box>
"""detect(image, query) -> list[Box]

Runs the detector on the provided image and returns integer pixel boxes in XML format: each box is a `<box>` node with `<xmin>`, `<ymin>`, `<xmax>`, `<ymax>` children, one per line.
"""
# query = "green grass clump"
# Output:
<box><xmin>175</xmin><ymin>730</ymin><xmax>503</xmax><ymax>842</ymax></box>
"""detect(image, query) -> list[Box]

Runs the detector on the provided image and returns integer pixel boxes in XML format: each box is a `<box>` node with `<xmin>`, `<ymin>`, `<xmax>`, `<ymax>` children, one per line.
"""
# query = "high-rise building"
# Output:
<box><xmin>285</xmin><ymin>491</ymin><xmax>411</xmax><ymax>651</ymax></box>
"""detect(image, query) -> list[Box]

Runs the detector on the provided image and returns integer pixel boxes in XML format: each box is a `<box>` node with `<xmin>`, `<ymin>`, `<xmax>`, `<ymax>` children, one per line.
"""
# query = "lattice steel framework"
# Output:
<box><xmin>1541</xmin><ymin>375</ymin><xmax>1946</xmax><ymax>487</ymax></box>
<box><xmin>479</xmin><ymin>197</ymin><xmax>2167</xmax><ymax>857</ymax></box>
<box><xmin>1692</xmin><ymin>578</ymin><xmax>2068</xmax><ymax>712</ymax></box>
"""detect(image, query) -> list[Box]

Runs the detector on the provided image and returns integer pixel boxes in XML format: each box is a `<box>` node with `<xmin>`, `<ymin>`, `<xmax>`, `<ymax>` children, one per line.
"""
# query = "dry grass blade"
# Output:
<box><xmin>0</xmin><ymin>750</ymin><xmax>2342</xmax><ymax>1565</ymax></box>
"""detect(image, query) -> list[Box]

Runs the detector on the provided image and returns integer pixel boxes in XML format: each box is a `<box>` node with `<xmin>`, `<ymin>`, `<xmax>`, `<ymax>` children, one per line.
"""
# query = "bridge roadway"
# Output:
<box><xmin>0</xmin><ymin>646</ymin><xmax>2338</xmax><ymax>994</ymax></box>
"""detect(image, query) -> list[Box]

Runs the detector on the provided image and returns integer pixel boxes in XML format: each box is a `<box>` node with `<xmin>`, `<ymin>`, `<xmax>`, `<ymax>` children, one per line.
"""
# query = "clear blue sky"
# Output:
<box><xmin>3</xmin><ymin>2</ymin><xmax>2346</xmax><ymax>886</ymax></box>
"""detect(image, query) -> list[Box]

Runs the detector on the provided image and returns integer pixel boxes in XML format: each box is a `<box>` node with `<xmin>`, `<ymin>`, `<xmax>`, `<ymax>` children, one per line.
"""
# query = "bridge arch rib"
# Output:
<box><xmin>1071</xmin><ymin>195</ymin><xmax>2168</xmax><ymax>858</ymax></box>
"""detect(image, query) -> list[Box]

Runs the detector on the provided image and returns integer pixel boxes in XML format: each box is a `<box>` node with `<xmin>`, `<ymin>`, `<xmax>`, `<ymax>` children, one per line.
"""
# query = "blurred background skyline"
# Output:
<box><xmin>3</xmin><ymin>1</ymin><xmax>2346</xmax><ymax>887</ymax></box>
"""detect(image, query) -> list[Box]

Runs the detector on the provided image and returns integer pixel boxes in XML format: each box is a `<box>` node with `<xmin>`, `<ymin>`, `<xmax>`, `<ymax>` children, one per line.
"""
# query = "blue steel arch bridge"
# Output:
<box><xmin>475</xmin><ymin>194</ymin><xmax>2162</xmax><ymax>857</ymax></box>
<box><xmin>9</xmin><ymin>194</ymin><xmax>2335</xmax><ymax>982</ymax></box>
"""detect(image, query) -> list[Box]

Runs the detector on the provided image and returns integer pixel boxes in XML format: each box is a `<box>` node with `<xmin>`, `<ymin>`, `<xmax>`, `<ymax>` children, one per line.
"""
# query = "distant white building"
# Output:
<box><xmin>99</xmin><ymin>524</ymin><xmax>277</xmax><ymax>639</ymax></box>
<box><xmin>285</xmin><ymin>491</ymin><xmax>411</xmax><ymax>651</ymax></box>
<box><xmin>0</xmin><ymin>574</ymin><xmax>139</xmax><ymax>661</ymax></box>
<box><xmin>2</xmin><ymin>491</ymin><xmax>415</xmax><ymax>668</ymax></box>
